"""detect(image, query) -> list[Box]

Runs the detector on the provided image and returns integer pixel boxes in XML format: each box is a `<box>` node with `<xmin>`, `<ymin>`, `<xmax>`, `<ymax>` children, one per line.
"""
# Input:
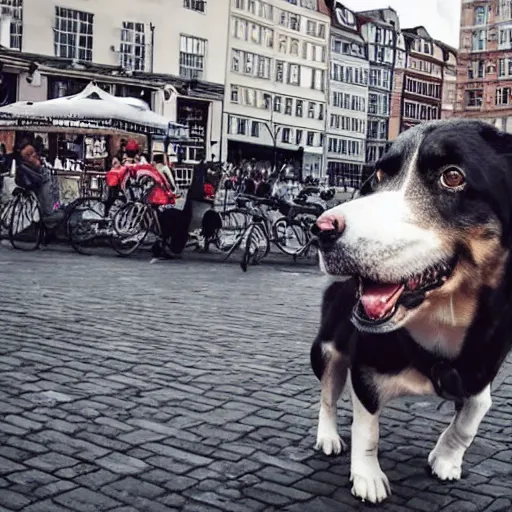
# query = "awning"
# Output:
<box><xmin>0</xmin><ymin>82</ymin><xmax>188</xmax><ymax>139</ymax></box>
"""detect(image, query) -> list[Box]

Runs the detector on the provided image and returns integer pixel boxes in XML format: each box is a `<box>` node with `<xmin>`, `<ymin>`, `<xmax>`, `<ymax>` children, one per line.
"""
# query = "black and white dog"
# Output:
<box><xmin>310</xmin><ymin>119</ymin><xmax>512</xmax><ymax>503</ymax></box>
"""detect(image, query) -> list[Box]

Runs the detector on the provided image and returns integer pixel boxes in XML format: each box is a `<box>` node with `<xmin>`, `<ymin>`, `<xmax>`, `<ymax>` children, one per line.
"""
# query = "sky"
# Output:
<box><xmin>341</xmin><ymin>0</ymin><xmax>461</xmax><ymax>48</ymax></box>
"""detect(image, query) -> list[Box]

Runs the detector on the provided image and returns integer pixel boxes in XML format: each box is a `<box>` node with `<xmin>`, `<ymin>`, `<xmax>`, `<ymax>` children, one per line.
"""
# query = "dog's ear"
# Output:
<box><xmin>478</xmin><ymin>123</ymin><xmax>512</xmax><ymax>157</ymax></box>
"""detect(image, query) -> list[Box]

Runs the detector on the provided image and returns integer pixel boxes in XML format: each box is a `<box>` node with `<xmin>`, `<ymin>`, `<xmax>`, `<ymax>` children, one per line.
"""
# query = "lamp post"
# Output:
<box><xmin>263</xmin><ymin>93</ymin><xmax>281</xmax><ymax>172</ymax></box>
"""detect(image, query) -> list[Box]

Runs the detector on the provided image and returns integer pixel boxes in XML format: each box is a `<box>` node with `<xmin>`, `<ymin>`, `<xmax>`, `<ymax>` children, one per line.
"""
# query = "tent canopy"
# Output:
<box><xmin>0</xmin><ymin>82</ymin><xmax>188</xmax><ymax>138</ymax></box>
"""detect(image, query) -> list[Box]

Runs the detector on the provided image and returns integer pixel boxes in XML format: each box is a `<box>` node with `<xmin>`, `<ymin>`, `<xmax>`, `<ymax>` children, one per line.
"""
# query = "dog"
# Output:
<box><xmin>310</xmin><ymin>119</ymin><xmax>512</xmax><ymax>503</ymax></box>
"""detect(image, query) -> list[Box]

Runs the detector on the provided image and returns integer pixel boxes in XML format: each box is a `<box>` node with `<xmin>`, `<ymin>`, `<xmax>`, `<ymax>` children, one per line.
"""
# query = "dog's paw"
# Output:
<box><xmin>351</xmin><ymin>469</ymin><xmax>391</xmax><ymax>504</ymax></box>
<box><xmin>314</xmin><ymin>432</ymin><xmax>346</xmax><ymax>456</ymax></box>
<box><xmin>428</xmin><ymin>448</ymin><xmax>462</xmax><ymax>481</ymax></box>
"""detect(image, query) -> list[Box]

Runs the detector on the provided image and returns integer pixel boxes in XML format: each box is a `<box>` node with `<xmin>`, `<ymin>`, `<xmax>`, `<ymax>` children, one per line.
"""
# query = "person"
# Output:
<box><xmin>151</xmin><ymin>160</ymin><xmax>221</xmax><ymax>259</ymax></box>
<box><xmin>105</xmin><ymin>139</ymin><xmax>176</xmax><ymax>214</ymax></box>
<box><xmin>153</xmin><ymin>153</ymin><xmax>176</xmax><ymax>191</ymax></box>
<box><xmin>15</xmin><ymin>144</ymin><xmax>64</xmax><ymax>230</ymax></box>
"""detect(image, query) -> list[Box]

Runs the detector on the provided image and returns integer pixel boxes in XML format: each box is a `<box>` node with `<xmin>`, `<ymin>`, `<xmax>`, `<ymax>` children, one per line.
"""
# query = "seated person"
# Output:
<box><xmin>15</xmin><ymin>145</ymin><xmax>64</xmax><ymax>230</ymax></box>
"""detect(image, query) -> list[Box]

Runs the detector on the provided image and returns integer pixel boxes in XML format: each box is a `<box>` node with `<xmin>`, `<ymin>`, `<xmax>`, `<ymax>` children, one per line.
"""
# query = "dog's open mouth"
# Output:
<box><xmin>353</xmin><ymin>259</ymin><xmax>457</xmax><ymax>326</ymax></box>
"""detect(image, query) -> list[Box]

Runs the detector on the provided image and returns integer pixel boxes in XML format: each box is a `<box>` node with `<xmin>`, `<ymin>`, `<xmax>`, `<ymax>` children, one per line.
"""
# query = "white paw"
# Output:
<box><xmin>351</xmin><ymin>469</ymin><xmax>391</xmax><ymax>504</ymax></box>
<box><xmin>314</xmin><ymin>432</ymin><xmax>346</xmax><ymax>456</ymax></box>
<box><xmin>428</xmin><ymin>448</ymin><xmax>462</xmax><ymax>481</ymax></box>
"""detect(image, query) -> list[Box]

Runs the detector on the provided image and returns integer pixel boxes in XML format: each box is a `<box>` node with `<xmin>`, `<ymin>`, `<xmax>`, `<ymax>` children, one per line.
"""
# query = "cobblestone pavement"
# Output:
<box><xmin>0</xmin><ymin>248</ymin><xmax>511</xmax><ymax>512</ymax></box>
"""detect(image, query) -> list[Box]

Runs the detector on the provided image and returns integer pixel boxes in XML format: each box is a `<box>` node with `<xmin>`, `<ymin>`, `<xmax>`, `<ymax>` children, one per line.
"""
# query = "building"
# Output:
<box><xmin>223</xmin><ymin>0</ymin><xmax>330</xmax><ymax>178</ymax></box>
<box><xmin>0</xmin><ymin>0</ymin><xmax>230</xmax><ymax>170</ymax></box>
<box><xmin>325</xmin><ymin>1</ymin><xmax>369</xmax><ymax>189</ymax></box>
<box><xmin>357</xmin><ymin>8</ymin><xmax>398</xmax><ymax>170</ymax></box>
<box><xmin>389</xmin><ymin>27</ymin><xmax>447</xmax><ymax>139</ymax></box>
<box><xmin>440</xmin><ymin>41</ymin><xmax>457</xmax><ymax>119</ymax></box>
<box><xmin>455</xmin><ymin>0</ymin><xmax>512</xmax><ymax>131</ymax></box>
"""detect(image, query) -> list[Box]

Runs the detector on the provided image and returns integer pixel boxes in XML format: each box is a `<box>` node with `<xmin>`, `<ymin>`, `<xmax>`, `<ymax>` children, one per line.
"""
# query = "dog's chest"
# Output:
<box><xmin>406</xmin><ymin>322</ymin><xmax>467</xmax><ymax>359</ymax></box>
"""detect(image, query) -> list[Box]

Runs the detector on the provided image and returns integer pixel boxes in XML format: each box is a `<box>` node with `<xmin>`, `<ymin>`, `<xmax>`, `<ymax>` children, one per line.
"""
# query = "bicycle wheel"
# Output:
<box><xmin>0</xmin><ymin>198</ymin><xmax>14</xmax><ymax>240</ymax></box>
<box><xmin>9</xmin><ymin>191</ymin><xmax>43</xmax><ymax>251</ymax></box>
<box><xmin>110</xmin><ymin>202</ymin><xmax>153</xmax><ymax>256</ymax></box>
<box><xmin>215</xmin><ymin>209</ymin><xmax>249</xmax><ymax>252</ymax></box>
<box><xmin>241</xmin><ymin>223</ymin><xmax>270</xmax><ymax>272</ymax></box>
<box><xmin>67</xmin><ymin>197</ymin><xmax>109</xmax><ymax>255</ymax></box>
<box><xmin>272</xmin><ymin>217</ymin><xmax>308</xmax><ymax>256</ymax></box>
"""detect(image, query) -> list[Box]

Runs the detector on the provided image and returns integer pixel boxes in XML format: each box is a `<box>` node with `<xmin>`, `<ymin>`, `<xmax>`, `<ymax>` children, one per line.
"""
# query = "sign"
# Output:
<box><xmin>333</xmin><ymin>1</ymin><xmax>357</xmax><ymax>30</ymax></box>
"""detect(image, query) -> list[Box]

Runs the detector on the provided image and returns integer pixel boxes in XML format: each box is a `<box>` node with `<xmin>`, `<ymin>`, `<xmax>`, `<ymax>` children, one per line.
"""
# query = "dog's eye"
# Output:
<box><xmin>440</xmin><ymin>167</ymin><xmax>465</xmax><ymax>190</ymax></box>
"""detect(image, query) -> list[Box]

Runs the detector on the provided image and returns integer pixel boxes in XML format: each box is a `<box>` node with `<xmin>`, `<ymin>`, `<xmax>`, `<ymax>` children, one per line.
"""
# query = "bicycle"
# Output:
<box><xmin>221</xmin><ymin>195</ymin><xmax>278</xmax><ymax>272</ymax></box>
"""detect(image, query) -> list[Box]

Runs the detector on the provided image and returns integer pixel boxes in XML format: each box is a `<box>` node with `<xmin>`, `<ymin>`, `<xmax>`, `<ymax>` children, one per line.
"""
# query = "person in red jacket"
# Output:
<box><xmin>105</xmin><ymin>139</ymin><xmax>175</xmax><ymax>214</ymax></box>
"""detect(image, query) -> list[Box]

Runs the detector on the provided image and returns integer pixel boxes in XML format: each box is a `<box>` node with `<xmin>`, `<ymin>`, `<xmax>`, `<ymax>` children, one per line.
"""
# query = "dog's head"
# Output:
<box><xmin>314</xmin><ymin>119</ymin><xmax>512</xmax><ymax>334</ymax></box>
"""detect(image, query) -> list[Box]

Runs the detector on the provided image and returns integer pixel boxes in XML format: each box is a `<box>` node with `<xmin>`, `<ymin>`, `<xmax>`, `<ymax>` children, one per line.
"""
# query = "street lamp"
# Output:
<box><xmin>263</xmin><ymin>93</ymin><xmax>281</xmax><ymax>172</ymax></box>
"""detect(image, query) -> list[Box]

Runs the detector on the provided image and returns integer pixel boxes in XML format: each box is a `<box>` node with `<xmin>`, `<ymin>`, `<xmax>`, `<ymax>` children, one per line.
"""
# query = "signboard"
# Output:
<box><xmin>332</xmin><ymin>1</ymin><xmax>357</xmax><ymax>30</ymax></box>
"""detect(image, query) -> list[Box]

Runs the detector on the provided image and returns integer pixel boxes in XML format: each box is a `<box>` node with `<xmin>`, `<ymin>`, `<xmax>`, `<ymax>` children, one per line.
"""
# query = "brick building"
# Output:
<box><xmin>455</xmin><ymin>0</ymin><xmax>512</xmax><ymax>131</ymax></box>
<box><xmin>389</xmin><ymin>26</ymin><xmax>448</xmax><ymax>140</ymax></box>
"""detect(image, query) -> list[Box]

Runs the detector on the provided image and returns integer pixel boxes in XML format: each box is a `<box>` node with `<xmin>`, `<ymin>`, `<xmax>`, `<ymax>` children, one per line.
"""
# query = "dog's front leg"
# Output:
<box><xmin>429</xmin><ymin>384</ymin><xmax>491</xmax><ymax>480</ymax></box>
<box><xmin>311</xmin><ymin>340</ymin><xmax>348</xmax><ymax>455</ymax></box>
<box><xmin>350</xmin><ymin>381</ymin><xmax>390</xmax><ymax>503</ymax></box>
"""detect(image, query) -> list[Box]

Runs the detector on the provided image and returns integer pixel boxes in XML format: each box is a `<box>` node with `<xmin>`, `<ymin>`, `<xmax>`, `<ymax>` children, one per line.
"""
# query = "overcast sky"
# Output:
<box><xmin>341</xmin><ymin>0</ymin><xmax>461</xmax><ymax>48</ymax></box>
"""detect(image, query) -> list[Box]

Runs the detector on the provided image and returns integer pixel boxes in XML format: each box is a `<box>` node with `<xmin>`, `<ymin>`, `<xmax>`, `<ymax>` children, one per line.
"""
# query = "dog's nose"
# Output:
<box><xmin>311</xmin><ymin>213</ymin><xmax>345</xmax><ymax>244</ymax></box>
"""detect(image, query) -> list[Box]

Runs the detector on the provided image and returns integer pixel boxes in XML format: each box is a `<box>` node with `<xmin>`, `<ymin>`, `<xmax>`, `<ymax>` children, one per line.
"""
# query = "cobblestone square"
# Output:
<box><xmin>0</xmin><ymin>249</ymin><xmax>511</xmax><ymax>511</ymax></box>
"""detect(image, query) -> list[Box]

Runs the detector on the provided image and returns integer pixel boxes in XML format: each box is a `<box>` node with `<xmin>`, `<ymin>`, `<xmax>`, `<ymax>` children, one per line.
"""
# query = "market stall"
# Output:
<box><xmin>0</xmin><ymin>82</ymin><xmax>188</xmax><ymax>204</ymax></box>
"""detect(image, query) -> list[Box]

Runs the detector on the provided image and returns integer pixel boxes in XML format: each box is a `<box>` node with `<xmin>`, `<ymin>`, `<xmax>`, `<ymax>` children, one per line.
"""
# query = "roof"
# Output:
<box><xmin>317</xmin><ymin>0</ymin><xmax>330</xmax><ymax>16</ymax></box>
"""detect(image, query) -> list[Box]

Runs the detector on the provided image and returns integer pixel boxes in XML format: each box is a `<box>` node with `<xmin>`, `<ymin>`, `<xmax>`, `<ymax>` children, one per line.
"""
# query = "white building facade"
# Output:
<box><xmin>223</xmin><ymin>0</ymin><xmax>330</xmax><ymax>177</ymax></box>
<box><xmin>325</xmin><ymin>1</ymin><xmax>368</xmax><ymax>188</ymax></box>
<box><xmin>0</xmin><ymin>0</ymin><xmax>230</xmax><ymax>163</ymax></box>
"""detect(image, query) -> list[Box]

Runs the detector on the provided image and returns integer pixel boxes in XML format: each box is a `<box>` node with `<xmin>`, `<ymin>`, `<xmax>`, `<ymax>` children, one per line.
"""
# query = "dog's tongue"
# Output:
<box><xmin>360</xmin><ymin>283</ymin><xmax>404</xmax><ymax>320</ymax></box>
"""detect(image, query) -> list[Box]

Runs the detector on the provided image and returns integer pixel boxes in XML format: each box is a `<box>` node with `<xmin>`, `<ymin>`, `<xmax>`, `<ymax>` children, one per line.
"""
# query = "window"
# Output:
<box><xmin>251</xmin><ymin>121</ymin><xmax>260</xmax><ymax>137</ymax></box>
<box><xmin>468</xmin><ymin>60</ymin><xmax>485</xmax><ymax>79</ymax></box>
<box><xmin>232</xmin><ymin>50</ymin><xmax>241</xmax><ymax>72</ymax></box>
<box><xmin>9</xmin><ymin>0</ymin><xmax>22</xmax><ymax>50</ymax></box>
<box><xmin>237</xmin><ymin>118</ymin><xmax>247</xmax><ymax>135</ymax></box>
<box><xmin>318</xmin><ymin>104</ymin><xmax>324</xmax><ymax>120</ymax></box>
<box><xmin>231</xmin><ymin>85</ymin><xmax>239</xmax><ymax>103</ymax></box>
<box><xmin>290</xmin><ymin>39</ymin><xmax>299</xmax><ymax>56</ymax></box>
<box><xmin>232</xmin><ymin>49</ymin><xmax>270</xmax><ymax>79</ymax></box>
<box><xmin>289</xmin><ymin>14</ymin><xmax>300</xmax><ymax>31</ymax></box>
<box><xmin>296</xmin><ymin>100</ymin><xmax>303</xmax><ymax>117</ymax></box>
<box><xmin>184</xmin><ymin>0</ymin><xmax>206</xmax><ymax>12</ymax></box>
<box><xmin>295</xmin><ymin>129</ymin><xmax>303</xmax><ymax>145</ymax></box>
<box><xmin>285</xmin><ymin>98</ymin><xmax>293</xmax><ymax>115</ymax></box>
<box><xmin>287</xmin><ymin>64</ymin><xmax>300</xmax><ymax>85</ymax></box>
<box><xmin>475</xmin><ymin>6</ymin><xmax>487</xmax><ymax>25</ymax></box>
<box><xmin>180</xmin><ymin>35</ymin><xmax>206</xmax><ymax>79</ymax></box>
<box><xmin>307</xmin><ymin>132</ymin><xmax>315</xmax><ymax>146</ymax></box>
<box><xmin>496</xmin><ymin>87</ymin><xmax>511</xmax><ymax>105</ymax></box>
<box><xmin>120</xmin><ymin>22</ymin><xmax>145</xmax><ymax>71</ymax></box>
<box><xmin>54</xmin><ymin>7</ymin><xmax>94</xmax><ymax>61</ymax></box>
<box><xmin>276</xmin><ymin>60</ymin><xmax>284</xmax><ymax>82</ymax></box>
<box><xmin>472</xmin><ymin>30</ymin><xmax>486</xmax><ymax>51</ymax></box>
<box><xmin>307</xmin><ymin>20</ymin><xmax>316</xmax><ymax>36</ymax></box>
<box><xmin>466</xmin><ymin>89</ymin><xmax>483</xmax><ymax>107</ymax></box>
<box><xmin>274</xmin><ymin>96</ymin><xmax>281</xmax><ymax>112</ymax></box>
<box><xmin>282</xmin><ymin>128</ymin><xmax>291</xmax><ymax>143</ymax></box>
<box><xmin>311</xmin><ymin>69</ymin><xmax>324</xmax><ymax>91</ymax></box>
<box><xmin>308</xmin><ymin>102</ymin><xmax>315</xmax><ymax>119</ymax></box>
